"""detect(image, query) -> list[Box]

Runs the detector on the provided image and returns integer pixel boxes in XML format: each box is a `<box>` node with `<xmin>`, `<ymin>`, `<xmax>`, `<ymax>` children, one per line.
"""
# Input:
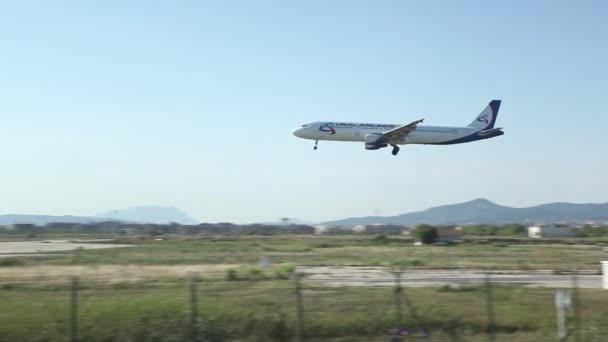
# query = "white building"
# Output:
<box><xmin>313</xmin><ymin>225</ymin><xmax>358</xmax><ymax>234</ymax></box>
<box><xmin>527</xmin><ymin>225</ymin><xmax>577</xmax><ymax>238</ymax></box>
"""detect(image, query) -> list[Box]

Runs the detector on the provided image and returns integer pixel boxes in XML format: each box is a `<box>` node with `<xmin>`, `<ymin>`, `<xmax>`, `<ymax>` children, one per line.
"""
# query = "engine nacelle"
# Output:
<box><xmin>364</xmin><ymin>134</ymin><xmax>388</xmax><ymax>150</ymax></box>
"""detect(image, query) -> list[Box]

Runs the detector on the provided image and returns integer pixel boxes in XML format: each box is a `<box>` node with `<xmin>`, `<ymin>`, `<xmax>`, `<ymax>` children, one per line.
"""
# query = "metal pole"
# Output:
<box><xmin>189</xmin><ymin>272</ymin><xmax>199</xmax><ymax>342</ymax></box>
<box><xmin>294</xmin><ymin>272</ymin><xmax>305</xmax><ymax>342</ymax></box>
<box><xmin>484</xmin><ymin>273</ymin><xmax>496</xmax><ymax>342</ymax></box>
<box><xmin>394</xmin><ymin>271</ymin><xmax>404</xmax><ymax>327</ymax></box>
<box><xmin>555</xmin><ymin>289</ymin><xmax>569</xmax><ymax>341</ymax></box>
<box><xmin>70</xmin><ymin>275</ymin><xmax>78</xmax><ymax>342</ymax></box>
<box><xmin>572</xmin><ymin>271</ymin><xmax>581</xmax><ymax>342</ymax></box>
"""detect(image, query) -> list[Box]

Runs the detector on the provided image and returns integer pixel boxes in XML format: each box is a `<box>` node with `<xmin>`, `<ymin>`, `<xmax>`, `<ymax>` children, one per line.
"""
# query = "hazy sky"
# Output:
<box><xmin>1</xmin><ymin>1</ymin><xmax>607</xmax><ymax>223</ymax></box>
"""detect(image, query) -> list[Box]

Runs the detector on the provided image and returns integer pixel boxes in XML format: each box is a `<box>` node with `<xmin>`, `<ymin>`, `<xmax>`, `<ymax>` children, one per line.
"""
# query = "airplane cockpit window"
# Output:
<box><xmin>301</xmin><ymin>124</ymin><xmax>309</xmax><ymax>128</ymax></box>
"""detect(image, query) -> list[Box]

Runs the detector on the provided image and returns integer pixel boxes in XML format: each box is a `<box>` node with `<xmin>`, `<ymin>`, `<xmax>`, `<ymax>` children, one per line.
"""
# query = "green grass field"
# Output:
<box><xmin>1</xmin><ymin>279</ymin><xmax>608</xmax><ymax>341</ymax></box>
<box><xmin>4</xmin><ymin>234</ymin><xmax>606</xmax><ymax>271</ymax></box>
<box><xmin>1</xmin><ymin>234</ymin><xmax>607</xmax><ymax>341</ymax></box>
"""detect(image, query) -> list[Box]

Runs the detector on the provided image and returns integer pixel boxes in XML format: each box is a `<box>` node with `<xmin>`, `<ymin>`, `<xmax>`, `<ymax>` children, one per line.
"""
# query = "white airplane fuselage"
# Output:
<box><xmin>293</xmin><ymin>100</ymin><xmax>504</xmax><ymax>154</ymax></box>
<box><xmin>294</xmin><ymin>123</ymin><xmax>489</xmax><ymax>144</ymax></box>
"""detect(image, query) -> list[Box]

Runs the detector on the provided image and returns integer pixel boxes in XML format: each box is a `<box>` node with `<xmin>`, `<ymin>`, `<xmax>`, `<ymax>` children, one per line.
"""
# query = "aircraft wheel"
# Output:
<box><xmin>391</xmin><ymin>145</ymin><xmax>400</xmax><ymax>156</ymax></box>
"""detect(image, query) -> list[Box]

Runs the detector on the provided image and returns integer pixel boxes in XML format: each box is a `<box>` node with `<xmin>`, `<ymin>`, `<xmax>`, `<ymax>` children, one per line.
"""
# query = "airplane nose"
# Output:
<box><xmin>293</xmin><ymin>128</ymin><xmax>302</xmax><ymax>137</ymax></box>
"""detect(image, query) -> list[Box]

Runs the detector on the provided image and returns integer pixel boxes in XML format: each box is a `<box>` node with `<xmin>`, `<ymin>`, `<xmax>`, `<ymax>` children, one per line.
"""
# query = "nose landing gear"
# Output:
<box><xmin>391</xmin><ymin>144</ymin><xmax>400</xmax><ymax>156</ymax></box>
<box><xmin>314</xmin><ymin>140</ymin><xmax>318</xmax><ymax>150</ymax></box>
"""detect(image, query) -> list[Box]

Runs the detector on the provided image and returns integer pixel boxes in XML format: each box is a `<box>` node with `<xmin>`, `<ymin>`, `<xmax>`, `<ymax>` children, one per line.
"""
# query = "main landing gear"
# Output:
<box><xmin>313</xmin><ymin>140</ymin><xmax>318</xmax><ymax>150</ymax></box>
<box><xmin>391</xmin><ymin>144</ymin><xmax>400</xmax><ymax>156</ymax></box>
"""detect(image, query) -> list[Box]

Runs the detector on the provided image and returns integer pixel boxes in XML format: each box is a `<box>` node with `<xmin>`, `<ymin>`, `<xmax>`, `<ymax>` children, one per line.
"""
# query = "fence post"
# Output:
<box><xmin>394</xmin><ymin>270</ymin><xmax>404</xmax><ymax>327</ymax></box>
<box><xmin>189</xmin><ymin>272</ymin><xmax>200</xmax><ymax>342</ymax></box>
<box><xmin>572</xmin><ymin>270</ymin><xmax>581</xmax><ymax>342</ymax></box>
<box><xmin>70</xmin><ymin>275</ymin><xmax>79</xmax><ymax>342</ymax></box>
<box><xmin>294</xmin><ymin>272</ymin><xmax>304</xmax><ymax>342</ymax></box>
<box><xmin>555</xmin><ymin>288</ymin><xmax>570</xmax><ymax>341</ymax></box>
<box><xmin>484</xmin><ymin>273</ymin><xmax>496</xmax><ymax>342</ymax></box>
<box><xmin>401</xmin><ymin>276</ymin><xmax>430</xmax><ymax>340</ymax></box>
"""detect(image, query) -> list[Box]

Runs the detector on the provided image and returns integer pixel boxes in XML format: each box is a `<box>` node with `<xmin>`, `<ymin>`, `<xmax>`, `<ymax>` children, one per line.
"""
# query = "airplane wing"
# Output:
<box><xmin>381</xmin><ymin>118</ymin><xmax>424</xmax><ymax>140</ymax></box>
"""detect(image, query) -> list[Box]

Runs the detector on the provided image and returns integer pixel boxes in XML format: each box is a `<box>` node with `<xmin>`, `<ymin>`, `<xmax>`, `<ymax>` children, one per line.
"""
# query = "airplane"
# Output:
<box><xmin>293</xmin><ymin>100</ymin><xmax>503</xmax><ymax>156</ymax></box>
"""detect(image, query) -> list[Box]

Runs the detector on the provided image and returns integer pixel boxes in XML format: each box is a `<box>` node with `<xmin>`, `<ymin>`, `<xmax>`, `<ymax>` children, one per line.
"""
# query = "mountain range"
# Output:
<box><xmin>0</xmin><ymin>206</ymin><xmax>198</xmax><ymax>226</ymax></box>
<box><xmin>321</xmin><ymin>198</ymin><xmax>608</xmax><ymax>226</ymax></box>
<box><xmin>97</xmin><ymin>206</ymin><xmax>198</xmax><ymax>225</ymax></box>
<box><xmin>2</xmin><ymin>199</ymin><xmax>608</xmax><ymax>227</ymax></box>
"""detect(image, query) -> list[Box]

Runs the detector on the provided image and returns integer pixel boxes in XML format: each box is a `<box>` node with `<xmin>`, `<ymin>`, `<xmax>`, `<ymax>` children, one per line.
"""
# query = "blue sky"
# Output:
<box><xmin>1</xmin><ymin>1</ymin><xmax>607</xmax><ymax>223</ymax></box>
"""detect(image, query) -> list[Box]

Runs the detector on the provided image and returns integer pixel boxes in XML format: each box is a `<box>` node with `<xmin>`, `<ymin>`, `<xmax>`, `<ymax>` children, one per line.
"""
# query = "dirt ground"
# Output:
<box><xmin>0</xmin><ymin>264</ymin><xmax>237</xmax><ymax>284</ymax></box>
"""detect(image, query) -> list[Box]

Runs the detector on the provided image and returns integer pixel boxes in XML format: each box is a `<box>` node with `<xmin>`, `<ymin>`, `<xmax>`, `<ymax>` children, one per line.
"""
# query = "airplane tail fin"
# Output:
<box><xmin>467</xmin><ymin>100</ymin><xmax>501</xmax><ymax>130</ymax></box>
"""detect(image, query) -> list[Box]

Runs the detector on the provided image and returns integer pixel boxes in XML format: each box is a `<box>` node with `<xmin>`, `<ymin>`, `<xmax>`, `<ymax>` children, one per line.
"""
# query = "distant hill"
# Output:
<box><xmin>321</xmin><ymin>199</ymin><xmax>608</xmax><ymax>226</ymax></box>
<box><xmin>257</xmin><ymin>218</ymin><xmax>314</xmax><ymax>226</ymax></box>
<box><xmin>96</xmin><ymin>206</ymin><xmax>198</xmax><ymax>225</ymax></box>
<box><xmin>0</xmin><ymin>215</ymin><xmax>109</xmax><ymax>226</ymax></box>
<box><xmin>0</xmin><ymin>206</ymin><xmax>198</xmax><ymax>226</ymax></box>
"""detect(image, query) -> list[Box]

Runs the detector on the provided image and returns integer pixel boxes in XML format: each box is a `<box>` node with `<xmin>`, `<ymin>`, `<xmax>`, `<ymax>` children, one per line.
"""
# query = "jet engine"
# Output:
<box><xmin>364</xmin><ymin>134</ymin><xmax>388</xmax><ymax>150</ymax></box>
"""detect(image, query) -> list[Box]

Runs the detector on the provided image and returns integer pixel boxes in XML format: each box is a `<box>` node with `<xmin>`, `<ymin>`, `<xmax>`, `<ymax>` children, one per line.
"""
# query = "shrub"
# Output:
<box><xmin>436</xmin><ymin>284</ymin><xmax>480</xmax><ymax>292</ymax></box>
<box><xmin>373</xmin><ymin>234</ymin><xmax>389</xmax><ymax>244</ymax></box>
<box><xmin>392</xmin><ymin>258</ymin><xmax>424</xmax><ymax>267</ymax></box>
<box><xmin>274</xmin><ymin>263</ymin><xmax>296</xmax><ymax>280</ymax></box>
<box><xmin>316</xmin><ymin>242</ymin><xmax>336</xmax><ymax>248</ymax></box>
<box><xmin>0</xmin><ymin>258</ymin><xmax>24</xmax><ymax>267</ymax></box>
<box><xmin>226</xmin><ymin>269</ymin><xmax>238</xmax><ymax>281</ymax></box>
<box><xmin>244</xmin><ymin>266</ymin><xmax>266</xmax><ymax>280</ymax></box>
<box><xmin>411</xmin><ymin>225</ymin><xmax>438</xmax><ymax>244</ymax></box>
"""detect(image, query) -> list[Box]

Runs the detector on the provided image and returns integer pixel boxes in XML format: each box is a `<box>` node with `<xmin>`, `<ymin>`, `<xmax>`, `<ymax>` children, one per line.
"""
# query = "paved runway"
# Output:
<box><xmin>298</xmin><ymin>266</ymin><xmax>604</xmax><ymax>289</ymax></box>
<box><xmin>0</xmin><ymin>240</ymin><xmax>132</xmax><ymax>257</ymax></box>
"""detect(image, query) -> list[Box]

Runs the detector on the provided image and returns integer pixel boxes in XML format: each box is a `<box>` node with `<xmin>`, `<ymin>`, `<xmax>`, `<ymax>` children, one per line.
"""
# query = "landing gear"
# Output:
<box><xmin>313</xmin><ymin>140</ymin><xmax>318</xmax><ymax>150</ymax></box>
<box><xmin>391</xmin><ymin>144</ymin><xmax>400</xmax><ymax>156</ymax></box>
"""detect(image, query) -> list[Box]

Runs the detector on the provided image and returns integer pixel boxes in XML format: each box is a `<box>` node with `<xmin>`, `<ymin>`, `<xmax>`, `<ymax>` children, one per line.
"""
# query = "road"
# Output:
<box><xmin>0</xmin><ymin>240</ymin><xmax>132</xmax><ymax>257</ymax></box>
<box><xmin>298</xmin><ymin>266</ymin><xmax>604</xmax><ymax>289</ymax></box>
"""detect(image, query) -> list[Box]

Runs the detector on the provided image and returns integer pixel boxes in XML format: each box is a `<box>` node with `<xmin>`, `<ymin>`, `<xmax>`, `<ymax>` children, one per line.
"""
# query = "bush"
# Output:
<box><xmin>227</xmin><ymin>267</ymin><xmax>268</xmax><ymax>281</ymax></box>
<box><xmin>436</xmin><ymin>284</ymin><xmax>480</xmax><ymax>292</ymax></box>
<box><xmin>0</xmin><ymin>258</ymin><xmax>24</xmax><ymax>267</ymax></box>
<box><xmin>226</xmin><ymin>269</ymin><xmax>238</xmax><ymax>281</ymax></box>
<box><xmin>274</xmin><ymin>263</ymin><xmax>296</xmax><ymax>280</ymax></box>
<box><xmin>411</xmin><ymin>225</ymin><xmax>438</xmax><ymax>244</ymax></box>
<box><xmin>392</xmin><ymin>258</ymin><xmax>424</xmax><ymax>267</ymax></box>
<box><xmin>373</xmin><ymin>234</ymin><xmax>389</xmax><ymax>244</ymax></box>
<box><xmin>246</xmin><ymin>266</ymin><xmax>264</xmax><ymax>280</ymax></box>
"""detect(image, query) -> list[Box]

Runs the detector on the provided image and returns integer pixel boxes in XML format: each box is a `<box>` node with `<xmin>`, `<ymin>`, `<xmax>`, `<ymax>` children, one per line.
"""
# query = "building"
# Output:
<box><xmin>313</xmin><ymin>225</ymin><xmax>357</xmax><ymax>235</ymax></box>
<box><xmin>355</xmin><ymin>224</ymin><xmax>409</xmax><ymax>235</ymax></box>
<box><xmin>436</xmin><ymin>228</ymin><xmax>463</xmax><ymax>243</ymax></box>
<box><xmin>527</xmin><ymin>225</ymin><xmax>577</xmax><ymax>238</ymax></box>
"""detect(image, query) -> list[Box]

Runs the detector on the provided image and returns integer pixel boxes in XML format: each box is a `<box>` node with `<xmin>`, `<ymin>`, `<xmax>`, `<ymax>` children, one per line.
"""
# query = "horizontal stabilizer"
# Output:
<box><xmin>478</xmin><ymin>127</ymin><xmax>504</xmax><ymax>137</ymax></box>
